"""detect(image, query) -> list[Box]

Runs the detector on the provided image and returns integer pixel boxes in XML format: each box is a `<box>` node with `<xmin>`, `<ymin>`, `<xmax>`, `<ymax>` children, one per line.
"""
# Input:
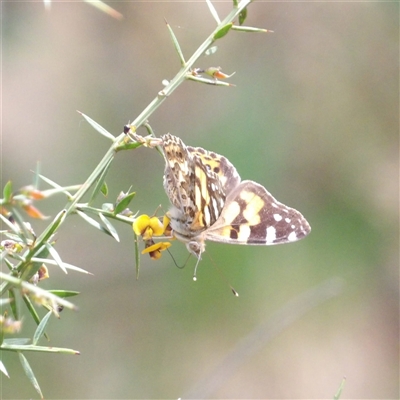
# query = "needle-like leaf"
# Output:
<box><xmin>18</xmin><ymin>352</ymin><xmax>43</xmax><ymax>399</ymax></box>
<box><xmin>33</xmin><ymin>310</ymin><xmax>52</xmax><ymax>345</ymax></box>
<box><xmin>206</xmin><ymin>0</ymin><xmax>221</xmax><ymax>24</ymax></box>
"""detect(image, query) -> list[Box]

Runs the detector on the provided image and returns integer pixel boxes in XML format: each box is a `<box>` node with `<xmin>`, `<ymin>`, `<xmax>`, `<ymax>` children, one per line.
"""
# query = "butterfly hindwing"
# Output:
<box><xmin>204</xmin><ymin>181</ymin><xmax>310</xmax><ymax>245</ymax></box>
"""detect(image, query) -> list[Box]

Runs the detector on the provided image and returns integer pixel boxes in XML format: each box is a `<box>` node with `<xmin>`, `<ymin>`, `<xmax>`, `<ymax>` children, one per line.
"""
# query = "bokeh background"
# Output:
<box><xmin>1</xmin><ymin>1</ymin><xmax>398</xmax><ymax>399</ymax></box>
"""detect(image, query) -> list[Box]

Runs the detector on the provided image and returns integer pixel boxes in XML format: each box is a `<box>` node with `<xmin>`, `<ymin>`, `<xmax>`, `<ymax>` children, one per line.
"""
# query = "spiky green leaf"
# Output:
<box><xmin>33</xmin><ymin>310</ymin><xmax>52</xmax><ymax>345</ymax></box>
<box><xmin>18</xmin><ymin>352</ymin><xmax>43</xmax><ymax>399</ymax></box>
<box><xmin>8</xmin><ymin>289</ymin><xmax>18</xmax><ymax>320</ymax></box>
<box><xmin>99</xmin><ymin>213</ymin><xmax>120</xmax><ymax>242</ymax></box>
<box><xmin>213</xmin><ymin>23</ymin><xmax>233</xmax><ymax>39</ymax></box>
<box><xmin>206</xmin><ymin>0</ymin><xmax>221</xmax><ymax>24</ymax></box>
<box><xmin>88</xmin><ymin>158</ymin><xmax>113</xmax><ymax>205</ymax></box>
<box><xmin>0</xmin><ymin>360</ymin><xmax>10</xmax><ymax>378</ymax></box>
<box><xmin>2</xmin><ymin>341</ymin><xmax>80</xmax><ymax>355</ymax></box>
<box><xmin>31</xmin><ymin>258</ymin><xmax>92</xmax><ymax>275</ymax></box>
<box><xmin>77</xmin><ymin>111</ymin><xmax>115</xmax><ymax>141</ymax></box>
<box><xmin>3</xmin><ymin>180</ymin><xmax>13</xmax><ymax>203</ymax></box>
<box><xmin>186</xmin><ymin>74</ymin><xmax>235</xmax><ymax>87</ymax></box>
<box><xmin>46</xmin><ymin>243</ymin><xmax>67</xmax><ymax>274</ymax></box>
<box><xmin>48</xmin><ymin>290</ymin><xmax>80</xmax><ymax>298</ymax></box>
<box><xmin>133</xmin><ymin>231</ymin><xmax>140</xmax><ymax>280</ymax></box>
<box><xmin>334</xmin><ymin>377</ymin><xmax>346</xmax><ymax>400</ymax></box>
<box><xmin>239</xmin><ymin>7</ymin><xmax>247</xmax><ymax>25</ymax></box>
<box><xmin>3</xmin><ymin>257</ymin><xmax>15</xmax><ymax>272</ymax></box>
<box><xmin>23</xmin><ymin>294</ymin><xmax>50</xmax><ymax>340</ymax></box>
<box><xmin>114</xmin><ymin>191</ymin><xmax>136</xmax><ymax>216</ymax></box>
<box><xmin>0</xmin><ymin>213</ymin><xmax>19</xmax><ymax>235</ymax></box>
<box><xmin>101</xmin><ymin>181</ymin><xmax>109</xmax><ymax>196</ymax></box>
<box><xmin>231</xmin><ymin>25</ymin><xmax>273</xmax><ymax>33</ymax></box>
<box><xmin>37</xmin><ymin>173</ymin><xmax>63</xmax><ymax>190</ymax></box>
<box><xmin>115</xmin><ymin>141</ymin><xmax>143</xmax><ymax>151</ymax></box>
<box><xmin>38</xmin><ymin>209</ymin><xmax>67</xmax><ymax>243</ymax></box>
<box><xmin>76</xmin><ymin>210</ymin><xmax>111</xmax><ymax>237</ymax></box>
<box><xmin>165</xmin><ymin>18</ymin><xmax>185</xmax><ymax>66</ymax></box>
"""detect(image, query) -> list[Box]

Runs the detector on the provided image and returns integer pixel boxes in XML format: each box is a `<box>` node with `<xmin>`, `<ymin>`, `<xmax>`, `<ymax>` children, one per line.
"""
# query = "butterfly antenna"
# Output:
<box><xmin>193</xmin><ymin>255</ymin><xmax>202</xmax><ymax>281</ymax></box>
<box><xmin>206</xmin><ymin>253</ymin><xmax>239</xmax><ymax>297</ymax></box>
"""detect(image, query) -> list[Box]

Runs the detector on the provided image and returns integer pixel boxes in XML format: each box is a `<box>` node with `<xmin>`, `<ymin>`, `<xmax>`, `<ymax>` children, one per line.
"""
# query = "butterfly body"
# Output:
<box><xmin>161</xmin><ymin>134</ymin><xmax>311</xmax><ymax>258</ymax></box>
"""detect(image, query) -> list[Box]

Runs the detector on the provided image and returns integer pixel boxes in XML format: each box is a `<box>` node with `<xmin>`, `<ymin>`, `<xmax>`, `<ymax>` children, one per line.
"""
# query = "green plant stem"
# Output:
<box><xmin>76</xmin><ymin>204</ymin><xmax>135</xmax><ymax>225</ymax></box>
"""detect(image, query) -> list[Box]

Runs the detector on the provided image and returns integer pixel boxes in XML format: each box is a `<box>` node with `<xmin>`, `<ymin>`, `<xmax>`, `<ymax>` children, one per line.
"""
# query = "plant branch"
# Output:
<box><xmin>10</xmin><ymin>0</ymin><xmax>254</xmax><ymax>278</ymax></box>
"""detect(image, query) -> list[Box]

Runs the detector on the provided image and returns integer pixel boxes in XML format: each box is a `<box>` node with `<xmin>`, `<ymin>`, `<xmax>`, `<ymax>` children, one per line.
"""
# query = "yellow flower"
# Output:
<box><xmin>133</xmin><ymin>214</ymin><xmax>164</xmax><ymax>241</ymax></box>
<box><xmin>142</xmin><ymin>241</ymin><xmax>171</xmax><ymax>260</ymax></box>
<box><xmin>133</xmin><ymin>214</ymin><xmax>174</xmax><ymax>260</ymax></box>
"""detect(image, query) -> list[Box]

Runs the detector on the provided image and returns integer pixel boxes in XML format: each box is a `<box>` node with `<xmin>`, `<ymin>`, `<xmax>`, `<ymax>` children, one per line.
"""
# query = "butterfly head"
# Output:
<box><xmin>169</xmin><ymin>223</ymin><xmax>206</xmax><ymax>258</ymax></box>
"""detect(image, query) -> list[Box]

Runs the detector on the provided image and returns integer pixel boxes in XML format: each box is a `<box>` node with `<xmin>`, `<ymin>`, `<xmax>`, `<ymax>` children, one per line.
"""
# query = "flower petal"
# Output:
<box><xmin>133</xmin><ymin>214</ymin><xmax>150</xmax><ymax>235</ymax></box>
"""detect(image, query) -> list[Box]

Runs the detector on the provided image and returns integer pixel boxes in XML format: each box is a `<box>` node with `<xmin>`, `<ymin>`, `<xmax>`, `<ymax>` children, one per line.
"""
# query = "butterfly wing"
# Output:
<box><xmin>162</xmin><ymin>134</ymin><xmax>311</xmax><ymax>254</ymax></box>
<box><xmin>162</xmin><ymin>134</ymin><xmax>196</xmax><ymax>214</ymax></box>
<box><xmin>187</xmin><ymin>146</ymin><xmax>241</xmax><ymax>195</ymax></box>
<box><xmin>162</xmin><ymin>134</ymin><xmax>226</xmax><ymax>234</ymax></box>
<box><xmin>204</xmin><ymin>180</ymin><xmax>311</xmax><ymax>245</ymax></box>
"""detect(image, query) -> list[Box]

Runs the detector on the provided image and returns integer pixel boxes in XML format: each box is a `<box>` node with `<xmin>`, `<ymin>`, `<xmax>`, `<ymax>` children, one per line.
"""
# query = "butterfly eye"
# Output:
<box><xmin>213</xmin><ymin>167</ymin><xmax>220</xmax><ymax>173</ymax></box>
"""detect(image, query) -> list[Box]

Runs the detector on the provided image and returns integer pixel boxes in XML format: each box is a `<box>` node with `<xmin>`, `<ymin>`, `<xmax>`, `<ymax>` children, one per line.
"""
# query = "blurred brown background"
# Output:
<box><xmin>1</xmin><ymin>1</ymin><xmax>398</xmax><ymax>399</ymax></box>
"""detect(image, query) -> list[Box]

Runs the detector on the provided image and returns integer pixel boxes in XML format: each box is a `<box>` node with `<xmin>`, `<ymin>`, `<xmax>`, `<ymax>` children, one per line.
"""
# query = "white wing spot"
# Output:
<box><xmin>266</xmin><ymin>226</ymin><xmax>276</xmax><ymax>243</ymax></box>
<box><xmin>291</xmin><ymin>224</ymin><xmax>296</xmax><ymax>229</ymax></box>
<box><xmin>271</xmin><ymin>202</ymin><xmax>278</xmax><ymax>208</ymax></box>
<box><xmin>238</xmin><ymin>225</ymin><xmax>251</xmax><ymax>241</ymax></box>
<box><xmin>288</xmin><ymin>231</ymin><xmax>298</xmax><ymax>242</ymax></box>
<box><xmin>204</xmin><ymin>205</ymin><xmax>211</xmax><ymax>225</ymax></box>
<box><xmin>273</xmin><ymin>214</ymin><xmax>283</xmax><ymax>222</ymax></box>
<box><xmin>211</xmin><ymin>197</ymin><xmax>219</xmax><ymax>218</ymax></box>
<box><xmin>285</xmin><ymin>217</ymin><xmax>291</xmax><ymax>223</ymax></box>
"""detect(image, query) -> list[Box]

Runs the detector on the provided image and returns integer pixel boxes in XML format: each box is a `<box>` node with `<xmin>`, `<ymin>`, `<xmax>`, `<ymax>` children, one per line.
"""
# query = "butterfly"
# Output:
<box><xmin>161</xmin><ymin>134</ymin><xmax>311</xmax><ymax>262</ymax></box>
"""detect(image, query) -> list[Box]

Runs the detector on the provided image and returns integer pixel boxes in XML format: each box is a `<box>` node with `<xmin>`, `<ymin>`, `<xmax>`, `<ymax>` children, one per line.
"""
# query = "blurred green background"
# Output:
<box><xmin>1</xmin><ymin>1</ymin><xmax>398</xmax><ymax>399</ymax></box>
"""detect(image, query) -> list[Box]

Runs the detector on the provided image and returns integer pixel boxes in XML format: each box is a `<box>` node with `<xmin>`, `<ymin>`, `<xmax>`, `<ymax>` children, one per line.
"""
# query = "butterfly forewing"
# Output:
<box><xmin>162</xmin><ymin>134</ymin><xmax>227</xmax><ymax>235</ymax></box>
<box><xmin>190</xmin><ymin>155</ymin><xmax>226</xmax><ymax>231</ymax></box>
<box><xmin>188</xmin><ymin>147</ymin><xmax>241</xmax><ymax>194</ymax></box>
